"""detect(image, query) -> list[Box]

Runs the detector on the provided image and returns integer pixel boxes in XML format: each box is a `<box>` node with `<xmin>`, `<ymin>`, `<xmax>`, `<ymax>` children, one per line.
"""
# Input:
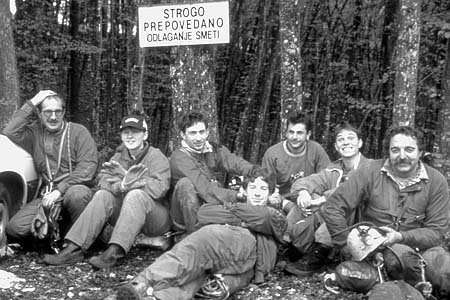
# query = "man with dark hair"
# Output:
<box><xmin>42</xmin><ymin>114</ymin><xmax>171</xmax><ymax>269</ymax></box>
<box><xmin>3</xmin><ymin>90</ymin><xmax>98</xmax><ymax>244</ymax></box>
<box><xmin>262</xmin><ymin>110</ymin><xmax>330</xmax><ymax>197</ymax></box>
<box><xmin>284</xmin><ymin>121</ymin><xmax>371</xmax><ymax>276</ymax></box>
<box><xmin>322</xmin><ymin>125</ymin><xmax>450</xmax><ymax>297</ymax></box>
<box><xmin>169</xmin><ymin>111</ymin><xmax>259</xmax><ymax>235</ymax></box>
<box><xmin>110</xmin><ymin>172</ymin><xmax>287</xmax><ymax>300</ymax></box>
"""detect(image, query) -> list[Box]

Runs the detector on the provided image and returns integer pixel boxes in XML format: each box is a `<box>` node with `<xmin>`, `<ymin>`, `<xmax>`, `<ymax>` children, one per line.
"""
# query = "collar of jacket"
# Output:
<box><xmin>381</xmin><ymin>159</ymin><xmax>428</xmax><ymax>189</ymax></box>
<box><xmin>122</xmin><ymin>141</ymin><xmax>150</xmax><ymax>162</ymax></box>
<box><xmin>181</xmin><ymin>140</ymin><xmax>213</xmax><ymax>155</ymax></box>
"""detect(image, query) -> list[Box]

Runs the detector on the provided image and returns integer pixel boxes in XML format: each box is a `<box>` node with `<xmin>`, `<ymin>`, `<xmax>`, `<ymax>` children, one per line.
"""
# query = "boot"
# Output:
<box><xmin>42</xmin><ymin>241</ymin><xmax>83</xmax><ymax>265</ymax></box>
<box><xmin>284</xmin><ymin>243</ymin><xmax>332</xmax><ymax>277</ymax></box>
<box><xmin>88</xmin><ymin>243</ymin><xmax>124</xmax><ymax>270</ymax></box>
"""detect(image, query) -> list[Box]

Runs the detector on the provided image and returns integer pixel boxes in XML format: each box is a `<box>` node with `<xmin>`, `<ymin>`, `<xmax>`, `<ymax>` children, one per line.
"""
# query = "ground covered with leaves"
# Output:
<box><xmin>0</xmin><ymin>245</ymin><xmax>365</xmax><ymax>300</ymax></box>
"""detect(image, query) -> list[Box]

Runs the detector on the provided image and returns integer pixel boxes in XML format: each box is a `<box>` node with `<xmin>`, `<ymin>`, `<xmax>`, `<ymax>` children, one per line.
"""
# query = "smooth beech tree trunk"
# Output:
<box><xmin>279</xmin><ymin>0</ymin><xmax>303</xmax><ymax>137</ymax></box>
<box><xmin>0</xmin><ymin>0</ymin><xmax>20</xmax><ymax>131</ymax></box>
<box><xmin>392</xmin><ymin>0</ymin><xmax>421</xmax><ymax>126</ymax></box>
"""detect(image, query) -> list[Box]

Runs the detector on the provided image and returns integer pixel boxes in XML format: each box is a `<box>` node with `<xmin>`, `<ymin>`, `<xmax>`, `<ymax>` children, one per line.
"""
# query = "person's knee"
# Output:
<box><xmin>124</xmin><ymin>189</ymin><xmax>146</xmax><ymax>199</ymax></box>
<box><xmin>64</xmin><ymin>185</ymin><xmax>92</xmax><ymax>208</ymax></box>
<box><xmin>123</xmin><ymin>189</ymin><xmax>151</xmax><ymax>206</ymax></box>
<box><xmin>173</xmin><ymin>178</ymin><xmax>195</xmax><ymax>197</ymax></box>
<box><xmin>6</xmin><ymin>217</ymin><xmax>29</xmax><ymax>240</ymax></box>
<box><xmin>173</xmin><ymin>178</ymin><xmax>199</xmax><ymax>207</ymax></box>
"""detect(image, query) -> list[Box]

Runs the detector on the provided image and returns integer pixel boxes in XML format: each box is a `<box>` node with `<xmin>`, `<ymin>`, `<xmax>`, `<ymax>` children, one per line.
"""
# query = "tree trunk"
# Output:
<box><xmin>126</xmin><ymin>0</ymin><xmax>144</xmax><ymax>113</ymax></box>
<box><xmin>437</xmin><ymin>39</ymin><xmax>450</xmax><ymax>184</ymax></box>
<box><xmin>170</xmin><ymin>45</ymin><xmax>217</xmax><ymax>152</ymax></box>
<box><xmin>68</xmin><ymin>0</ymin><xmax>83</xmax><ymax>122</ymax></box>
<box><xmin>127</xmin><ymin>48</ymin><xmax>145</xmax><ymax>113</ymax></box>
<box><xmin>392</xmin><ymin>0</ymin><xmax>421</xmax><ymax>126</ymax></box>
<box><xmin>92</xmin><ymin>0</ymin><xmax>103</xmax><ymax>142</ymax></box>
<box><xmin>279</xmin><ymin>0</ymin><xmax>303</xmax><ymax>137</ymax></box>
<box><xmin>0</xmin><ymin>0</ymin><xmax>20</xmax><ymax>131</ymax></box>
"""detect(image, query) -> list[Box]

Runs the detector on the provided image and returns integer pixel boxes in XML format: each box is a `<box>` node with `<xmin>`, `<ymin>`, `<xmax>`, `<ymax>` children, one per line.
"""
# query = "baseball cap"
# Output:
<box><xmin>120</xmin><ymin>115</ymin><xmax>148</xmax><ymax>131</ymax></box>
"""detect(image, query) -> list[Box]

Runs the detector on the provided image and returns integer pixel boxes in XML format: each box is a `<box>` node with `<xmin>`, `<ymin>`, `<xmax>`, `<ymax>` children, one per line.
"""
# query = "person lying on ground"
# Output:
<box><xmin>43</xmin><ymin>114</ymin><xmax>171</xmax><ymax>269</ymax></box>
<box><xmin>283</xmin><ymin>121</ymin><xmax>372</xmax><ymax>277</ymax></box>
<box><xmin>3</xmin><ymin>90</ymin><xmax>97</xmax><ymax>248</ymax></box>
<box><xmin>109</xmin><ymin>171</ymin><xmax>287</xmax><ymax>300</ymax></box>
<box><xmin>169</xmin><ymin>111</ymin><xmax>260</xmax><ymax>236</ymax></box>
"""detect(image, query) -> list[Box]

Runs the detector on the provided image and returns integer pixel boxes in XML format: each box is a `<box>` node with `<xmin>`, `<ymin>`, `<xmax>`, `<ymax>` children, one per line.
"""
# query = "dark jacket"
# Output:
<box><xmin>98</xmin><ymin>142</ymin><xmax>170</xmax><ymax>202</ymax></box>
<box><xmin>169</xmin><ymin>144</ymin><xmax>256</xmax><ymax>204</ymax></box>
<box><xmin>323</xmin><ymin>159</ymin><xmax>450</xmax><ymax>250</ymax></box>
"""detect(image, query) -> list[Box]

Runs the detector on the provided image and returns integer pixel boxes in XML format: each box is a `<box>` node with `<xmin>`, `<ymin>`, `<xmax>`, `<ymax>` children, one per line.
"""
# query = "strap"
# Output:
<box><xmin>44</xmin><ymin>122</ymin><xmax>72</xmax><ymax>182</ymax></box>
<box><xmin>44</xmin><ymin>122</ymin><xmax>68</xmax><ymax>180</ymax></box>
<box><xmin>67</xmin><ymin>122</ymin><xmax>72</xmax><ymax>174</ymax></box>
<box><xmin>393</xmin><ymin>196</ymin><xmax>413</xmax><ymax>231</ymax></box>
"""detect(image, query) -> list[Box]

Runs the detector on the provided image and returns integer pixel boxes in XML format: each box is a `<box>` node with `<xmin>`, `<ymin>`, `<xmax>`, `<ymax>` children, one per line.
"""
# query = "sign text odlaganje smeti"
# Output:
<box><xmin>138</xmin><ymin>1</ymin><xmax>230</xmax><ymax>47</ymax></box>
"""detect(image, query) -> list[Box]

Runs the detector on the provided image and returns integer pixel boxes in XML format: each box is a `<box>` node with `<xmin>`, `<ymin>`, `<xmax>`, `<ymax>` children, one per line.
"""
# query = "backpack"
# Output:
<box><xmin>368</xmin><ymin>280</ymin><xmax>424</xmax><ymax>300</ymax></box>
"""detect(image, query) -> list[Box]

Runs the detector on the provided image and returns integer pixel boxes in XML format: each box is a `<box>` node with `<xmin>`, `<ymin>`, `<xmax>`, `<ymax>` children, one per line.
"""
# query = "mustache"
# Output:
<box><xmin>394</xmin><ymin>158</ymin><xmax>411</xmax><ymax>164</ymax></box>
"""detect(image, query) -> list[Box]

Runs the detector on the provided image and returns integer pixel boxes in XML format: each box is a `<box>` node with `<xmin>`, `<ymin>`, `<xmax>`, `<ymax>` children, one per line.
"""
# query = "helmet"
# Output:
<box><xmin>347</xmin><ymin>225</ymin><xmax>387</xmax><ymax>261</ymax></box>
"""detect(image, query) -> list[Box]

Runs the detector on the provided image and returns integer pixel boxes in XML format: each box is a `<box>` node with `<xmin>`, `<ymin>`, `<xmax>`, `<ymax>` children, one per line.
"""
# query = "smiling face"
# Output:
<box><xmin>39</xmin><ymin>97</ymin><xmax>65</xmax><ymax>132</ymax></box>
<box><xmin>181</xmin><ymin>121</ymin><xmax>209</xmax><ymax>151</ymax></box>
<box><xmin>121</xmin><ymin>128</ymin><xmax>147</xmax><ymax>152</ymax></box>
<box><xmin>245</xmin><ymin>177</ymin><xmax>270</xmax><ymax>206</ymax></box>
<box><xmin>389</xmin><ymin>134</ymin><xmax>422</xmax><ymax>179</ymax></box>
<box><xmin>334</xmin><ymin>129</ymin><xmax>362</xmax><ymax>158</ymax></box>
<box><xmin>286</xmin><ymin>123</ymin><xmax>310</xmax><ymax>153</ymax></box>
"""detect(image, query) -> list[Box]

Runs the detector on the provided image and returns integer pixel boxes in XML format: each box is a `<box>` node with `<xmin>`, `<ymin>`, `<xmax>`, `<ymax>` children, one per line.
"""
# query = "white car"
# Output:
<box><xmin>0</xmin><ymin>134</ymin><xmax>38</xmax><ymax>245</ymax></box>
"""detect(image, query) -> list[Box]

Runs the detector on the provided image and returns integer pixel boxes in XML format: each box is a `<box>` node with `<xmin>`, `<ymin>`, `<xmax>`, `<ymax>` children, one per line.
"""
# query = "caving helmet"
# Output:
<box><xmin>347</xmin><ymin>225</ymin><xmax>387</xmax><ymax>261</ymax></box>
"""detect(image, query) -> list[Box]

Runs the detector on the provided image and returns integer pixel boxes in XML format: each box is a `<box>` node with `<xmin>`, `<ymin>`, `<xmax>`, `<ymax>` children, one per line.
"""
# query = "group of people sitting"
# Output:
<box><xmin>3</xmin><ymin>90</ymin><xmax>450</xmax><ymax>300</ymax></box>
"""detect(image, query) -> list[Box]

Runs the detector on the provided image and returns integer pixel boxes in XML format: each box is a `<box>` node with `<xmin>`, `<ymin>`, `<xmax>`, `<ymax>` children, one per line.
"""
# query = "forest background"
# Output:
<box><xmin>1</xmin><ymin>0</ymin><xmax>450</xmax><ymax>183</ymax></box>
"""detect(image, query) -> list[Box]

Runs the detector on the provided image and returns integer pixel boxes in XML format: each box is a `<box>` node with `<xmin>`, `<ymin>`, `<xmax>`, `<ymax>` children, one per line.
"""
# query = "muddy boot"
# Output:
<box><xmin>284</xmin><ymin>243</ymin><xmax>332</xmax><ymax>277</ymax></box>
<box><xmin>88</xmin><ymin>243</ymin><xmax>124</xmax><ymax>270</ymax></box>
<box><xmin>42</xmin><ymin>241</ymin><xmax>83</xmax><ymax>265</ymax></box>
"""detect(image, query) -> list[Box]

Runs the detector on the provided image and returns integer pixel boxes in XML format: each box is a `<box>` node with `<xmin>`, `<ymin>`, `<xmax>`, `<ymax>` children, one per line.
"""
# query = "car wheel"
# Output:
<box><xmin>0</xmin><ymin>183</ymin><xmax>12</xmax><ymax>246</ymax></box>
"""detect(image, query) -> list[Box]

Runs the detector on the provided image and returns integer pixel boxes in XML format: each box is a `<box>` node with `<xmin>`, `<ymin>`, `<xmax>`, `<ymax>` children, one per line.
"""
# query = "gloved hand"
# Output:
<box><xmin>379</xmin><ymin>226</ymin><xmax>404</xmax><ymax>246</ymax></box>
<box><xmin>100</xmin><ymin>160</ymin><xmax>127</xmax><ymax>178</ymax></box>
<box><xmin>297</xmin><ymin>190</ymin><xmax>312</xmax><ymax>209</ymax></box>
<box><xmin>121</xmin><ymin>164</ymin><xmax>148</xmax><ymax>192</ymax></box>
<box><xmin>31</xmin><ymin>204</ymin><xmax>48</xmax><ymax>239</ymax></box>
<box><xmin>268</xmin><ymin>187</ymin><xmax>282</xmax><ymax>209</ymax></box>
<box><xmin>42</xmin><ymin>190</ymin><xmax>62</xmax><ymax>209</ymax></box>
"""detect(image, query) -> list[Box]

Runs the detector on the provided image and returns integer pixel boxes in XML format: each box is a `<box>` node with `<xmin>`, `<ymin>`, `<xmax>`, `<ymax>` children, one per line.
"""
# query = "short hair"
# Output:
<box><xmin>179</xmin><ymin>111</ymin><xmax>209</xmax><ymax>133</ymax></box>
<box><xmin>286</xmin><ymin>110</ymin><xmax>312</xmax><ymax>132</ymax></box>
<box><xmin>384</xmin><ymin>125</ymin><xmax>424</xmax><ymax>153</ymax></box>
<box><xmin>37</xmin><ymin>94</ymin><xmax>66</xmax><ymax>112</ymax></box>
<box><xmin>242</xmin><ymin>167</ymin><xmax>276</xmax><ymax>194</ymax></box>
<box><xmin>333</xmin><ymin>121</ymin><xmax>361</xmax><ymax>141</ymax></box>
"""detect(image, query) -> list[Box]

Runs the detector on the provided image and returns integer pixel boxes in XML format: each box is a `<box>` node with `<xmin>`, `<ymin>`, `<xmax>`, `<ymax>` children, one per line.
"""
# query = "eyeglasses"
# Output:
<box><xmin>42</xmin><ymin>109</ymin><xmax>64</xmax><ymax>118</ymax></box>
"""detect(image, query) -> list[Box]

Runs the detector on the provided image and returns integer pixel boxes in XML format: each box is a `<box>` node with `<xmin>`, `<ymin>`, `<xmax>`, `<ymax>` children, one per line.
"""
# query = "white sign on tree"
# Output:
<box><xmin>138</xmin><ymin>1</ymin><xmax>230</xmax><ymax>48</ymax></box>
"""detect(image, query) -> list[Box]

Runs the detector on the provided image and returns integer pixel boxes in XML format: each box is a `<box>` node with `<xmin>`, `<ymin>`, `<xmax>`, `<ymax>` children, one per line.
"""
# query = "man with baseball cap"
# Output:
<box><xmin>43</xmin><ymin>113</ymin><xmax>172</xmax><ymax>269</ymax></box>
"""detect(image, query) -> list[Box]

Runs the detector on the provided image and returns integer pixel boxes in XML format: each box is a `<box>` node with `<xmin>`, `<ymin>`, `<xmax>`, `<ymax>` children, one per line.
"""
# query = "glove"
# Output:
<box><xmin>121</xmin><ymin>164</ymin><xmax>148</xmax><ymax>192</ymax></box>
<box><xmin>31</xmin><ymin>204</ymin><xmax>48</xmax><ymax>239</ymax></box>
<box><xmin>268</xmin><ymin>187</ymin><xmax>282</xmax><ymax>209</ymax></box>
<box><xmin>100</xmin><ymin>160</ymin><xmax>127</xmax><ymax>178</ymax></box>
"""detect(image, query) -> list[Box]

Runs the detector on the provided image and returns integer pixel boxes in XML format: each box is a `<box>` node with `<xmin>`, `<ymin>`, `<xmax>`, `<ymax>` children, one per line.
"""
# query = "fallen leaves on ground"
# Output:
<box><xmin>0</xmin><ymin>247</ymin><xmax>364</xmax><ymax>300</ymax></box>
